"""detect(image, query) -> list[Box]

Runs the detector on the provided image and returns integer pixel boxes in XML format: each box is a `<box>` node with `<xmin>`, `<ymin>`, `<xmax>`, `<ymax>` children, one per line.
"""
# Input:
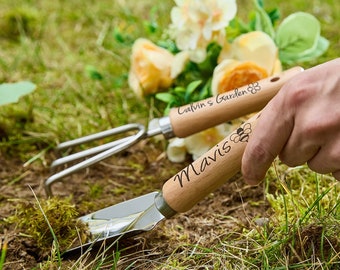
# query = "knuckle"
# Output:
<box><xmin>282</xmin><ymin>75</ymin><xmax>315</xmax><ymax>108</ymax></box>
<box><xmin>248</xmin><ymin>143</ymin><xmax>275</xmax><ymax>165</ymax></box>
<box><xmin>286</xmin><ymin>86</ymin><xmax>310</xmax><ymax>108</ymax></box>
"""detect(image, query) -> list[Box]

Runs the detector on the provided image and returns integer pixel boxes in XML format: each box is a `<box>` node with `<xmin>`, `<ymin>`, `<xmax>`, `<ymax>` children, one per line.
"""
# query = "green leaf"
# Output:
<box><xmin>256</xmin><ymin>0</ymin><xmax>264</xmax><ymax>7</ymax></box>
<box><xmin>186</xmin><ymin>80</ymin><xmax>202</xmax><ymax>94</ymax></box>
<box><xmin>226</xmin><ymin>18</ymin><xmax>251</xmax><ymax>41</ymax></box>
<box><xmin>85</xmin><ymin>65</ymin><xmax>103</xmax><ymax>80</ymax></box>
<box><xmin>173</xmin><ymin>86</ymin><xmax>186</xmax><ymax>95</ymax></box>
<box><xmin>275</xmin><ymin>12</ymin><xmax>322</xmax><ymax>61</ymax></box>
<box><xmin>0</xmin><ymin>81</ymin><xmax>36</xmax><ymax>106</ymax></box>
<box><xmin>267</xmin><ymin>8</ymin><xmax>280</xmax><ymax>25</ymax></box>
<box><xmin>113</xmin><ymin>27</ymin><xmax>125</xmax><ymax>43</ymax></box>
<box><xmin>253</xmin><ymin>0</ymin><xmax>275</xmax><ymax>38</ymax></box>
<box><xmin>113</xmin><ymin>27</ymin><xmax>133</xmax><ymax>45</ymax></box>
<box><xmin>184</xmin><ymin>80</ymin><xmax>202</xmax><ymax>103</ymax></box>
<box><xmin>144</xmin><ymin>5</ymin><xmax>160</xmax><ymax>34</ymax></box>
<box><xmin>143</xmin><ymin>20</ymin><xmax>158</xmax><ymax>34</ymax></box>
<box><xmin>197</xmin><ymin>42</ymin><xmax>221</xmax><ymax>73</ymax></box>
<box><xmin>199</xmin><ymin>79</ymin><xmax>212</xmax><ymax>100</ymax></box>
<box><xmin>155</xmin><ymin>92</ymin><xmax>175</xmax><ymax>103</ymax></box>
<box><xmin>163</xmin><ymin>103</ymin><xmax>172</xmax><ymax>116</ymax></box>
<box><xmin>157</xmin><ymin>39</ymin><xmax>178</xmax><ymax>53</ymax></box>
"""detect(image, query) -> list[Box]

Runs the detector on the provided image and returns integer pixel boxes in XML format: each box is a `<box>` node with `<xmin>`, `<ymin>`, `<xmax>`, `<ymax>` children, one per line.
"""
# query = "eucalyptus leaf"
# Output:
<box><xmin>0</xmin><ymin>81</ymin><xmax>36</xmax><ymax>106</ymax></box>
<box><xmin>275</xmin><ymin>12</ymin><xmax>321</xmax><ymax>60</ymax></box>
<box><xmin>279</xmin><ymin>36</ymin><xmax>329</xmax><ymax>64</ymax></box>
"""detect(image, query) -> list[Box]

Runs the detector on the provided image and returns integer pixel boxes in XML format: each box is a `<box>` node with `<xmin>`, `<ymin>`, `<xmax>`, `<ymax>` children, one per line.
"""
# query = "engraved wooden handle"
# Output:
<box><xmin>169</xmin><ymin>67</ymin><xmax>303</xmax><ymax>138</ymax></box>
<box><xmin>162</xmin><ymin>113</ymin><xmax>259</xmax><ymax>213</ymax></box>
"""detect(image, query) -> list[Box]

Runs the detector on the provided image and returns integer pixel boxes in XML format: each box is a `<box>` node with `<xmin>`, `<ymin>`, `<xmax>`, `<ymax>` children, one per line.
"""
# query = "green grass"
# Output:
<box><xmin>0</xmin><ymin>0</ymin><xmax>172</xmax><ymax>155</ymax></box>
<box><xmin>1</xmin><ymin>0</ymin><xmax>340</xmax><ymax>269</ymax></box>
<box><xmin>1</xmin><ymin>0</ymin><xmax>339</xmax><ymax>154</ymax></box>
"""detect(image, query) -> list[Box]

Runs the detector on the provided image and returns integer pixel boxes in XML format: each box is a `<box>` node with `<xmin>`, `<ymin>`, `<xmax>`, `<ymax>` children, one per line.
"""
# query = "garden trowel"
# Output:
<box><xmin>65</xmin><ymin>109</ymin><xmax>274</xmax><ymax>254</ymax></box>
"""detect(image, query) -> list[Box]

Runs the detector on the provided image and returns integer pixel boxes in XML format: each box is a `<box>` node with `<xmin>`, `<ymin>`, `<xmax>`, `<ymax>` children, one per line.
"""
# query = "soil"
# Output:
<box><xmin>0</xmin><ymin>138</ymin><xmax>270</xmax><ymax>269</ymax></box>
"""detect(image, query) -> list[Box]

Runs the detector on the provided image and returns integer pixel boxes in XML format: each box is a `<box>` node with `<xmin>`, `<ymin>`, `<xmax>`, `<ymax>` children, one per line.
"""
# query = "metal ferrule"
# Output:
<box><xmin>154</xmin><ymin>192</ymin><xmax>177</xmax><ymax>219</ymax></box>
<box><xmin>158</xmin><ymin>116</ymin><xmax>175</xmax><ymax>139</ymax></box>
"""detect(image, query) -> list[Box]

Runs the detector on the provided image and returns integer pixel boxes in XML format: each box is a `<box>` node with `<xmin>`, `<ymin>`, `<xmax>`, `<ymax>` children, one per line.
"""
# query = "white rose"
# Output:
<box><xmin>169</xmin><ymin>0</ymin><xmax>237</xmax><ymax>63</ymax></box>
<box><xmin>167</xmin><ymin>124</ymin><xmax>231</xmax><ymax>162</ymax></box>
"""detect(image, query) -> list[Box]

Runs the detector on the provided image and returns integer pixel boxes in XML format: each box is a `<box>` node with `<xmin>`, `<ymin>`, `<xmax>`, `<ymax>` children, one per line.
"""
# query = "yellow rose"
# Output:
<box><xmin>171</xmin><ymin>51</ymin><xmax>190</xmax><ymax>79</ymax></box>
<box><xmin>128</xmin><ymin>38</ymin><xmax>175</xmax><ymax>97</ymax></box>
<box><xmin>212</xmin><ymin>31</ymin><xmax>282</xmax><ymax>94</ymax></box>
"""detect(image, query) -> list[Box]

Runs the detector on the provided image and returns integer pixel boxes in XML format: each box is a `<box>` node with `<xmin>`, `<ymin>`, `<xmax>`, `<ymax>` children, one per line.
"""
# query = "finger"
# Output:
<box><xmin>307</xmin><ymin>138</ymin><xmax>340</xmax><ymax>174</ymax></box>
<box><xmin>279</xmin><ymin>104</ymin><xmax>337</xmax><ymax>167</ymax></box>
<box><xmin>332</xmin><ymin>170</ymin><xmax>340</xmax><ymax>181</ymax></box>
<box><xmin>278</xmin><ymin>122</ymin><xmax>321</xmax><ymax>167</ymax></box>
<box><xmin>242</xmin><ymin>98</ymin><xmax>294</xmax><ymax>185</ymax></box>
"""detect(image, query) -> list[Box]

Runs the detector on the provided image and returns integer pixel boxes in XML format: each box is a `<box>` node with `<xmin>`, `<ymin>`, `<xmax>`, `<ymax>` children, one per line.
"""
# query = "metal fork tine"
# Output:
<box><xmin>52</xmin><ymin>123</ymin><xmax>145</xmax><ymax>168</ymax></box>
<box><xmin>57</xmin><ymin>123</ymin><xmax>144</xmax><ymax>150</ymax></box>
<box><xmin>51</xmin><ymin>136</ymin><xmax>133</xmax><ymax>168</ymax></box>
<box><xmin>45</xmin><ymin>123</ymin><xmax>146</xmax><ymax>196</ymax></box>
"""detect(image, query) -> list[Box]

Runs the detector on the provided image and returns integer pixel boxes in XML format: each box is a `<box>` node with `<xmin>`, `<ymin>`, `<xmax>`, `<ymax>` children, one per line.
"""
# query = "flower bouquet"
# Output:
<box><xmin>127</xmin><ymin>0</ymin><xmax>329</xmax><ymax>162</ymax></box>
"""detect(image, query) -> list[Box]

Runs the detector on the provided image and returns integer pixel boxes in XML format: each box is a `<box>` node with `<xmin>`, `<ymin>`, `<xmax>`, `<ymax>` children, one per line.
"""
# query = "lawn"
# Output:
<box><xmin>1</xmin><ymin>0</ymin><xmax>340</xmax><ymax>269</ymax></box>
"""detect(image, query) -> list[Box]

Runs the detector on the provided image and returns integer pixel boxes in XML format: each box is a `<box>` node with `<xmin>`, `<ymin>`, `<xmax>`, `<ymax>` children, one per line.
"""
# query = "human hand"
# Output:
<box><xmin>242</xmin><ymin>58</ymin><xmax>340</xmax><ymax>185</ymax></box>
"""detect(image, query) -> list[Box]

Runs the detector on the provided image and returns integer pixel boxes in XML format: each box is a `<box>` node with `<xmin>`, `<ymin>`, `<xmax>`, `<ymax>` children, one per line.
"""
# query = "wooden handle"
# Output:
<box><xmin>169</xmin><ymin>67</ymin><xmax>303</xmax><ymax>138</ymax></box>
<box><xmin>162</xmin><ymin>113</ymin><xmax>259</xmax><ymax>213</ymax></box>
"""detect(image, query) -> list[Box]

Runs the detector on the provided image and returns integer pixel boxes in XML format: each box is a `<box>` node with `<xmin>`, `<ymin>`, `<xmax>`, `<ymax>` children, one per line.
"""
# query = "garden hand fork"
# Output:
<box><xmin>45</xmin><ymin>67</ymin><xmax>303</xmax><ymax>195</ymax></box>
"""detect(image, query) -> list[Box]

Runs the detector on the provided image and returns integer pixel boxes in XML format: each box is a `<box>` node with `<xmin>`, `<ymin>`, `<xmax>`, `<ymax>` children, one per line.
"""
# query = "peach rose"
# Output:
<box><xmin>212</xmin><ymin>31</ymin><xmax>281</xmax><ymax>95</ymax></box>
<box><xmin>128</xmin><ymin>38</ymin><xmax>175</xmax><ymax>97</ymax></box>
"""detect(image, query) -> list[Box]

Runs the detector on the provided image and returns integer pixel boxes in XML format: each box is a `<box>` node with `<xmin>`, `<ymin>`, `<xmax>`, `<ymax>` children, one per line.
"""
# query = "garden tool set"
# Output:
<box><xmin>44</xmin><ymin>67</ymin><xmax>303</xmax><ymax>253</ymax></box>
<box><xmin>45</xmin><ymin>66</ymin><xmax>302</xmax><ymax>196</ymax></box>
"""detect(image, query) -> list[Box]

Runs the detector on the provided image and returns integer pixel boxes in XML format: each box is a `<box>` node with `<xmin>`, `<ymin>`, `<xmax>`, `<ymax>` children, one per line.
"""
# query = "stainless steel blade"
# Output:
<box><xmin>65</xmin><ymin>192</ymin><xmax>165</xmax><ymax>254</ymax></box>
